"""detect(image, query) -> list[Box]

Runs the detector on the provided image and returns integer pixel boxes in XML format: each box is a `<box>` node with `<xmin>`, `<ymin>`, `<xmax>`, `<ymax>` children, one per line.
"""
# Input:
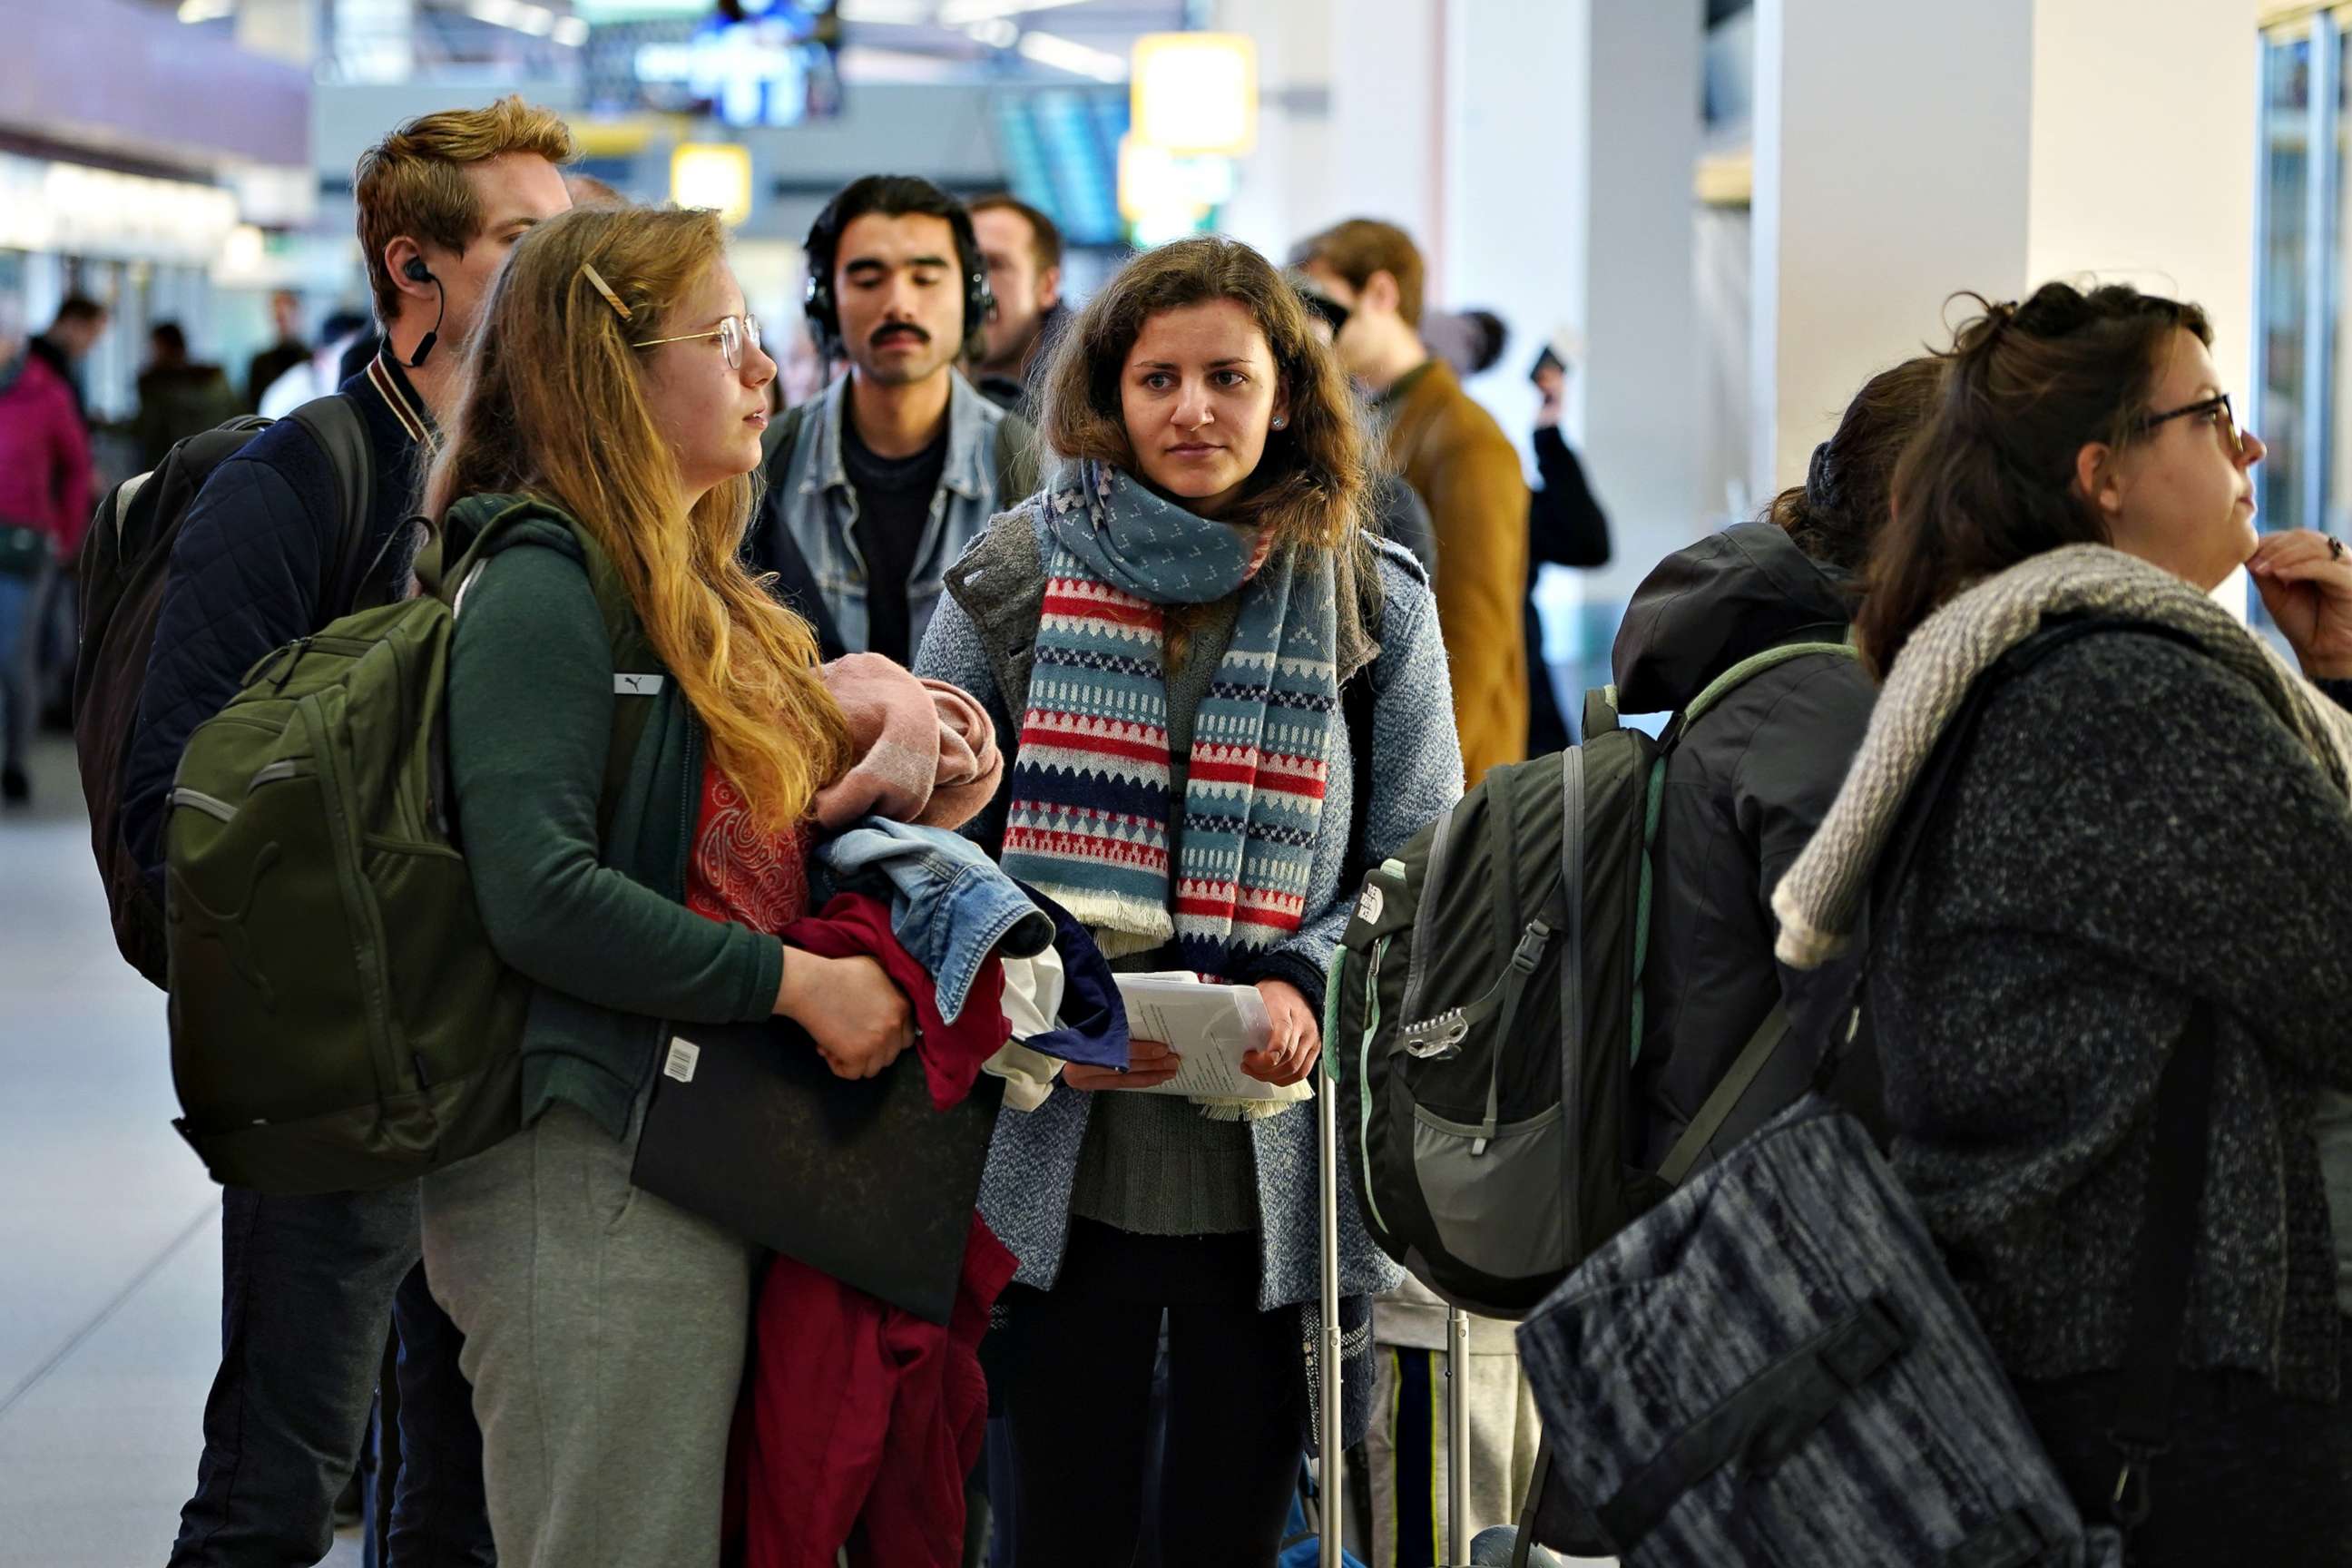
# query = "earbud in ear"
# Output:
<box><xmin>404</xmin><ymin>257</ymin><xmax>433</xmax><ymax>284</ymax></box>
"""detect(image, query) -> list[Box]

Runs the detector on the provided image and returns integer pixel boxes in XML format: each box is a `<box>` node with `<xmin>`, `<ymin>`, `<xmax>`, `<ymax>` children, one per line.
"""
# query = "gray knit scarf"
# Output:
<box><xmin>1772</xmin><ymin>544</ymin><xmax>2352</xmax><ymax>970</ymax></box>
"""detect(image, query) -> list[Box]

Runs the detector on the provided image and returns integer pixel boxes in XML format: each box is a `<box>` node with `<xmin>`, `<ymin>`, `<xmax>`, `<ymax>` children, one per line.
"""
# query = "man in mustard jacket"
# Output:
<box><xmin>1295</xmin><ymin>219</ymin><xmax>1529</xmax><ymax>785</ymax></box>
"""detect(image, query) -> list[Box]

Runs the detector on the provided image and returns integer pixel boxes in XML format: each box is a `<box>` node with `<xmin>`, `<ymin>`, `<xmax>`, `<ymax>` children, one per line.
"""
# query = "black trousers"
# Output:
<box><xmin>2015</xmin><ymin>1338</ymin><xmax>2352</xmax><ymax>1568</ymax></box>
<box><xmin>997</xmin><ymin>1220</ymin><xmax>1304</xmax><ymax>1567</ymax></box>
<box><xmin>170</xmin><ymin>1184</ymin><xmax>490</xmax><ymax>1568</ymax></box>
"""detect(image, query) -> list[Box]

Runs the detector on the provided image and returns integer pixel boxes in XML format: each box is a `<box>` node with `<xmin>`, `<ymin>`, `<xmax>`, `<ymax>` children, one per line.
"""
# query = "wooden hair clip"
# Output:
<box><xmin>579</xmin><ymin>263</ymin><xmax>633</xmax><ymax>322</ymax></box>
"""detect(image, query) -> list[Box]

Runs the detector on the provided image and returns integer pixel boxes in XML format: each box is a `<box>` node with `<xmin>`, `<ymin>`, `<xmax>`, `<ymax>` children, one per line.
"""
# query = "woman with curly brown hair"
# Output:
<box><xmin>918</xmin><ymin>234</ymin><xmax>1464</xmax><ymax>1564</ymax></box>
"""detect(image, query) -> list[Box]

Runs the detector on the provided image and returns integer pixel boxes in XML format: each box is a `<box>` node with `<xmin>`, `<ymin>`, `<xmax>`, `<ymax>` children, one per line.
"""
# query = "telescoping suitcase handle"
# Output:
<box><xmin>1318</xmin><ymin>1046</ymin><xmax>1347</xmax><ymax>1567</ymax></box>
<box><xmin>1316</xmin><ymin>1040</ymin><xmax>1478</xmax><ymax>1567</ymax></box>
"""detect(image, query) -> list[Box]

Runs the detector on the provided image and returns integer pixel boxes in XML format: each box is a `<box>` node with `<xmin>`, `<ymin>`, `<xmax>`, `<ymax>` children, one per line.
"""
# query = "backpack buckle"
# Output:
<box><xmin>1510</xmin><ymin>921</ymin><xmax>1553</xmax><ymax>974</ymax></box>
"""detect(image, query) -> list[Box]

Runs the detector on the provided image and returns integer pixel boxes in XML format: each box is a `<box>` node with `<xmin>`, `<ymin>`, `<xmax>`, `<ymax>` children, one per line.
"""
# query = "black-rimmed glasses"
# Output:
<box><xmin>634</xmin><ymin>314</ymin><xmax>761</xmax><ymax>371</ymax></box>
<box><xmin>2140</xmin><ymin>392</ymin><xmax>2245</xmax><ymax>460</ymax></box>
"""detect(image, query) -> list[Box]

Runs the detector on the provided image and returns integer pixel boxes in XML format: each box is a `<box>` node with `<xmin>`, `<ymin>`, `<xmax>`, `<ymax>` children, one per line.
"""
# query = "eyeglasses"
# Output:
<box><xmin>634</xmin><ymin>314</ymin><xmax>762</xmax><ymax>371</ymax></box>
<box><xmin>2140</xmin><ymin>392</ymin><xmax>2246</xmax><ymax>460</ymax></box>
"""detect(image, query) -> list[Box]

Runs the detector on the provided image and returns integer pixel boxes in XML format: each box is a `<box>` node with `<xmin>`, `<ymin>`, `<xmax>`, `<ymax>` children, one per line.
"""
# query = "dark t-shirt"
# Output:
<box><xmin>840</xmin><ymin>412</ymin><xmax>948</xmax><ymax>664</ymax></box>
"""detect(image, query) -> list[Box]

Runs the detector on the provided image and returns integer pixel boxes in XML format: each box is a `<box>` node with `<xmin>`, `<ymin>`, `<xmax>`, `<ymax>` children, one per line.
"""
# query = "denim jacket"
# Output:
<box><xmin>766</xmin><ymin>372</ymin><xmax>1022</xmax><ymax>657</ymax></box>
<box><xmin>812</xmin><ymin>817</ymin><xmax>1054</xmax><ymax>1024</ymax></box>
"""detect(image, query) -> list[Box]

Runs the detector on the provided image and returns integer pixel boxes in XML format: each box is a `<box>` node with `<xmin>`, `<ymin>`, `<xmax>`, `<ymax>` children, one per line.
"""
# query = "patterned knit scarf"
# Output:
<box><xmin>1001</xmin><ymin>459</ymin><xmax>1339</xmax><ymax>980</ymax></box>
<box><xmin>1772</xmin><ymin>544</ymin><xmax>2352</xmax><ymax>970</ymax></box>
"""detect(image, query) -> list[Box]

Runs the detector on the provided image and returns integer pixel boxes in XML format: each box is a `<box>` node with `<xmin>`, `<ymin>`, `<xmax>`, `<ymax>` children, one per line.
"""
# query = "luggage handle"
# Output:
<box><xmin>1592</xmin><ymin>1293</ymin><xmax>1911</xmax><ymax>1552</ymax></box>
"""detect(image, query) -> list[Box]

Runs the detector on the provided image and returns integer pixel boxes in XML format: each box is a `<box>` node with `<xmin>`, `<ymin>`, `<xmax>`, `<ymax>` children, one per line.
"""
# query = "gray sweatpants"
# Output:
<box><xmin>421</xmin><ymin>1100</ymin><xmax>754</xmax><ymax>1568</ymax></box>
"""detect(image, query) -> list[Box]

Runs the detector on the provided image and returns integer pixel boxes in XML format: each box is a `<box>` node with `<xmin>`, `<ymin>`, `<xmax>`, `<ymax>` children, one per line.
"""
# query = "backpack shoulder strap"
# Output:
<box><xmin>1653</xmin><ymin>1003</ymin><xmax>1792</xmax><ymax>1187</ymax></box>
<box><xmin>747</xmin><ymin>403</ymin><xmax>848</xmax><ymax>662</ymax></box>
<box><xmin>447</xmin><ymin>502</ymin><xmax>656</xmax><ymax>845</ymax></box>
<box><xmin>1673</xmin><ymin>635</ymin><xmax>1859</xmax><ymax>740</ymax></box>
<box><xmin>762</xmin><ymin>399</ymin><xmax>806</xmax><ymax>469</ymax></box>
<box><xmin>286</xmin><ymin>394</ymin><xmax>376</xmax><ymax>612</ymax></box>
<box><xmin>1338</xmin><ymin>541</ymin><xmax>1394</xmax><ymax>877</ymax></box>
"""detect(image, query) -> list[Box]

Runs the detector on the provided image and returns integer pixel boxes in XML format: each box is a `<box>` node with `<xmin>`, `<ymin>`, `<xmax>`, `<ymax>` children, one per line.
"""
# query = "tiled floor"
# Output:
<box><xmin>2</xmin><ymin>732</ymin><xmax>1607</xmax><ymax>1567</ymax></box>
<box><xmin>0</xmin><ymin>738</ymin><xmax>361</xmax><ymax>1566</ymax></box>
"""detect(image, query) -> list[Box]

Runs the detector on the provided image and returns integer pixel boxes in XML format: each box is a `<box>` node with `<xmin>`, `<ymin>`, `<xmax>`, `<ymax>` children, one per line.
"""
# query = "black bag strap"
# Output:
<box><xmin>285</xmin><ymin>393</ymin><xmax>376</xmax><ymax>613</ymax></box>
<box><xmin>1509</xmin><ymin>1439</ymin><xmax>1555</xmax><ymax>1567</ymax></box>
<box><xmin>747</xmin><ymin>402</ymin><xmax>849</xmax><ymax>662</ymax></box>
<box><xmin>1343</xmin><ymin>651</ymin><xmax>1377</xmax><ymax>881</ymax></box>
<box><xmin>2106</xmin><ymin>997</ymin><xmax>2219</xmax><ymax>1526</ymax></box>
<box><xmin>1594</xmin><ymin>1294</ymin><xmax>1912</xmax><ymax>1552</ymax></box>
<box><xmin>1820</xmin><ymin>617</ymin><xmax>2207</xmax><ymax>1090</ymax></box>
<box><xmin>1655</xmin><ymin>1003</ymin><xmax>1791</xmax><ymax>1187</ymax></box>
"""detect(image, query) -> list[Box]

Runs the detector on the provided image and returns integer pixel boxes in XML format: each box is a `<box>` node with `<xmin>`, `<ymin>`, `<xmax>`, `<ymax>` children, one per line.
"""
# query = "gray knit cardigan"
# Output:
<box><xmin>1862</xmin><ymin>632</ymin><xmax>2352</xmax><ymax>1398</ymax></box>
<box><xmin>914</xmin><ymin>504</ymin><xmax>1463</xmax><ymax>1445</ymax></box>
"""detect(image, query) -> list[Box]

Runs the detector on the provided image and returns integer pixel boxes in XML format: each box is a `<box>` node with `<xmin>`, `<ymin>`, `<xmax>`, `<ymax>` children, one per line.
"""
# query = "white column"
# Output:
<box><xmin>2027</xmin><ymin>0</ymin><xmax>2261</xmax><ymax>428</ymax></box>
<box><xmin>1443</xmin><ymin>0</ymin><xmax>1702</xmax><ymax>681</ymax></box>
<box><xmin>1212</xmin><ymin>0</ymin><xmax>1340</xmax><ymax>263</ymax></box>
<box><xmin>1327</xmin><ymin>0</ymin><xmax>1446</xmax><ymax>283</ymax></box>
<box><xmin>1749</xmin><ymin>0</ymin><xmax>2034</xmax><ymax>501</ymax></box>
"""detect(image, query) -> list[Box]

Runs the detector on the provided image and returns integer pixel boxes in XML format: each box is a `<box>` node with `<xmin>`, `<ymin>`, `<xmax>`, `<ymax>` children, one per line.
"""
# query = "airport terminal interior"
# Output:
<box><xmin>1</xmin><ymin>1</ymin><xmax>2341</xmax><ymax>1564</ymax></box>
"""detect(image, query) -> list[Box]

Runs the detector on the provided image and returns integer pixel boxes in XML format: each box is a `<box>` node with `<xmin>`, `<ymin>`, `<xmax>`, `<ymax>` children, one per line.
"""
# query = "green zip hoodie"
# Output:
<box><xmin>442</xmin><ymin>493</ymin><xmax>783</xmax><ymax>1141</ymax></box>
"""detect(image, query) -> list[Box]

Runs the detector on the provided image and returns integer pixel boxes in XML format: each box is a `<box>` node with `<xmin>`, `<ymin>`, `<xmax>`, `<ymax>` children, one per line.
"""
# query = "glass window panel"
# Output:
<box><xmin>2259</xmin><ymin>31</ymin><xmax>2311</xmax><ymax>542</ymax></box>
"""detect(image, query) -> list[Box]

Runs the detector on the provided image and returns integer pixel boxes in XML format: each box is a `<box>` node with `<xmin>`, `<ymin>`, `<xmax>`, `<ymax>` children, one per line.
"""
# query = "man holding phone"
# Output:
<box><xmin>1292</xmin><ymin>218</ymin><xmax>1529</xmax><ymax>786</ymax></box>
<box><xmin>1525</xmin><ymin>332</ymin><xmax>1611</xmax><ymax>752</ymax></box>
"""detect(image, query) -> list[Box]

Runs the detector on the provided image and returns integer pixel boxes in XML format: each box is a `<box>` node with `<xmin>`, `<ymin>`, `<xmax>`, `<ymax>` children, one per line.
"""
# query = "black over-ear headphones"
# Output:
<box><xmin>401</xmin><ymin>255</ymin><xmax>446</xmax><ymax>369</ymax></box>
<box><xmin>802</xmin><ymin>178</ymin><xmax>994</xmax><ymax>364</ymax></box>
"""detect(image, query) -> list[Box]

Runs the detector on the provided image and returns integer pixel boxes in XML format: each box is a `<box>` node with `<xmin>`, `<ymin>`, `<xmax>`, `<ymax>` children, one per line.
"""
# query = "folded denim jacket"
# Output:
<box><xmin>812</xmin><ymin>817</ymin><xmax>1054</xmax><ymax>1023</ymax></box>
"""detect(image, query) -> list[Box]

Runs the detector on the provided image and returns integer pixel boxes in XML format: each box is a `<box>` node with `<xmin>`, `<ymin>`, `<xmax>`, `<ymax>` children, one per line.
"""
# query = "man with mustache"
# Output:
<box><xmin>747</xmin><ymin>175</ymin><xmax>1034</xmax><ymax>664</ymax></box>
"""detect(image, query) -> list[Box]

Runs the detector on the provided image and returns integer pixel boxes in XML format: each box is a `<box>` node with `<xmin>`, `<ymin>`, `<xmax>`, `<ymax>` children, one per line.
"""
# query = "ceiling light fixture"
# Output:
<box><xmin>177</xmin><ymin>0</ymin><xmax>235</xmax><ymax>21</ymax></box>
<box><xmin>466</xmin><ymin>0</ymin><xmax>561</xmax><ymax>36</ymax></box>
<box><xmin>1016</xmin><ymin>30</ymin><xmax>1126</xmax><ymax>82</ymax></box>
<box><xmin>936</xmin><ymin>0</ymin><xmax>1086</xmax><ymax>25</ymax></box>
<box><xmin>835</xmin><ymin>0</ymin><xmax>935</xmax><ymax>24</ymax></box>
<box><xmin>964</xmin><ymin>17</ymin><xmax>1018</xmax><ymax>48</ymax></box>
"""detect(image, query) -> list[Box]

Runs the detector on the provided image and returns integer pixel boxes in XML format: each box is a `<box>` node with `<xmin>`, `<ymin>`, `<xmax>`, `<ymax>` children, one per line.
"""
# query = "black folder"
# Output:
<box><xmin>630</xmin><ymin>1018</ymin><xmax>1004</xmax><ymax>1326</ymax></box>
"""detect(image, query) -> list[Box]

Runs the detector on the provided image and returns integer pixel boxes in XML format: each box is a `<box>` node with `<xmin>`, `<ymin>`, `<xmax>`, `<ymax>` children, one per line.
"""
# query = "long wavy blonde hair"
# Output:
<box><xmin>426</xmin><ymin>204</ymin><xmax>849</xmax><ymax>834</ymax></box>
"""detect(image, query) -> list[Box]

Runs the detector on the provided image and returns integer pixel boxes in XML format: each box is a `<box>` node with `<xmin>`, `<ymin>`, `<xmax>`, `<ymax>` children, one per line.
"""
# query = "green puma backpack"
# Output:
<box><xmin>163</xmin><ymin>502</ymin><xmax>649</xmax><ymax>1194</ymax></box>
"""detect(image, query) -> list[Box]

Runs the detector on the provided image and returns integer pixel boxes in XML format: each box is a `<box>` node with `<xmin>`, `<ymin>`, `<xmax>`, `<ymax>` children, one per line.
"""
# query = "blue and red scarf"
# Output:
<box><xmin>1000</xmin><ymin>460</ymin><xmax>1339</xmax><ymax>980</ymax></box>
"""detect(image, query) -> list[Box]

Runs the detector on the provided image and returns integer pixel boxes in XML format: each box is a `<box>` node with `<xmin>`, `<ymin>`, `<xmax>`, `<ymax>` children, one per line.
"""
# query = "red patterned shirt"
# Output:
<box><xmin>684</xmin><ymin>764</ymin><xmax>810</xmax><ymax>937</ymax></box>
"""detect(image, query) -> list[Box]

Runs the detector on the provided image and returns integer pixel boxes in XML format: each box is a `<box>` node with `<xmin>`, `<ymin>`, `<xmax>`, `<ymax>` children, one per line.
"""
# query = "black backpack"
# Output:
<box><xmin>1323</xmin><ymin>640</ymin><xmax>1857</xmax><ymax>1317</ymax></box>
<box><xmin>73</xmin><ymin>397</ymin><xmax>373</xmax><ymax>988</ymax></box>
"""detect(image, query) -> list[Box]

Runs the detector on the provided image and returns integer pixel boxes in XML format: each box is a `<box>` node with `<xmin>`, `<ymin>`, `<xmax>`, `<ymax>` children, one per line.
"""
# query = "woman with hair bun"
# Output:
<box><xmin>1778</xmin><ymin>281</ymin><xmax>2352</xmax><ymax>1560</ymax></box>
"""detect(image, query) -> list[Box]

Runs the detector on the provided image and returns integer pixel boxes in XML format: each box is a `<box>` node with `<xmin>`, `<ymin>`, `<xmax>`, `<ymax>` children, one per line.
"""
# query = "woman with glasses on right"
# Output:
<box><xmin>1771</xmin><ymin>281</ymin><xmax>2352</xmax><ymax>1561</ymax></box>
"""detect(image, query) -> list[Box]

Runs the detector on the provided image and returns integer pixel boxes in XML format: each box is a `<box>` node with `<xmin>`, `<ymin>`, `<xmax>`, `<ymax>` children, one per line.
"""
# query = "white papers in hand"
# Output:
<box><xmin>1113</xmin><ymin>974</ymin><xmax>1299</xmax><ymax>1101</ymax></box>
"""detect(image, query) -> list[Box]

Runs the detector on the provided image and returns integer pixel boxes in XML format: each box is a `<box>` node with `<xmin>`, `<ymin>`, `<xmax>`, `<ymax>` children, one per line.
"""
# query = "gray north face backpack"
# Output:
<box><xmin>1322</xmin><ymin>639</ymin><xmax>1855</xmax><ymax>1318</ymax></box>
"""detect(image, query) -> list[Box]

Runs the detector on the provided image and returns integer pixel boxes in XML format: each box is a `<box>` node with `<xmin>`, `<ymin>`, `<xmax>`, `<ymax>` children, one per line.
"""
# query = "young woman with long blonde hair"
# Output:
<box><xmin>416</xmin><ymin>203</ymin><xmax>910</xmax><ymax>1568</ymax></box>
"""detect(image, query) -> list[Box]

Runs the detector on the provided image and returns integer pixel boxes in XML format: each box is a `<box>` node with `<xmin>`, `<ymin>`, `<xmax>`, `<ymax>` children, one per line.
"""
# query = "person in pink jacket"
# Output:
<box><xmin>0</xmin><ymin>338</ymin><xmax>93</xmax><ymax>803</ymax></box>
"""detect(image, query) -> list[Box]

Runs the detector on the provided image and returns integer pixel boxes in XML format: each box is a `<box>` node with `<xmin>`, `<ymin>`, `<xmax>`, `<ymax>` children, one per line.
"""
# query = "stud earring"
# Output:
<box><xmin>1272</xmin><ymin>416</ymin><xmax>1287</xmax><ymax>429</ymax></box>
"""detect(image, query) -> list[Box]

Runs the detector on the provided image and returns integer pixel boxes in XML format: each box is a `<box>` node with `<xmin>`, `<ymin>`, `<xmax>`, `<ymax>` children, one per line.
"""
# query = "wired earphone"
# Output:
<box><xmin>403</xmin><ymin>255</ymin><xmax>446</xmax><ymax>368</ymax></box>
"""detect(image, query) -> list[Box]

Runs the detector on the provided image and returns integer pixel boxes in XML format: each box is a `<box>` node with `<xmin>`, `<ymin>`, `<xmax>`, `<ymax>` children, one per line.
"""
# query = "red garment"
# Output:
<box><xmin>739</xmin><ymin>1215</ymin><xmax>1016</xmax><ymax>1568</ymax></box>
<box><xmin>0</xmin><ymin>353</ymin><xmax>93</xmax><ymax>556</ymax></box>
<box><xmin>777</xmin><ymin>893</ymin><xmax>1007</xmax><ymax>1112</ymax></box>
<box><xmin>730</xmin><ymin>891</ymin><xmax>1016</xmax><ymax>1568</ymax></box>
<box><xmin>685</xmin><ymin>766</ymin><xmax>811</xmax><ymax>933</ymax></box>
